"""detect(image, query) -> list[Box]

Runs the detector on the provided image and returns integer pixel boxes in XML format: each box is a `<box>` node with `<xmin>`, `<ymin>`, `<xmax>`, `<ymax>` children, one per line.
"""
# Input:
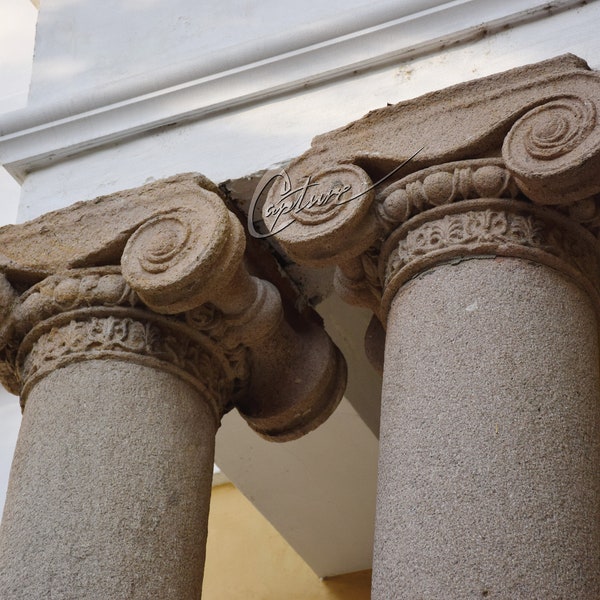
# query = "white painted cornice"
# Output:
<box><xmin>0</xmin><ymin>0</ymin><xmax>589</xmax><ymax>181</ymax></box>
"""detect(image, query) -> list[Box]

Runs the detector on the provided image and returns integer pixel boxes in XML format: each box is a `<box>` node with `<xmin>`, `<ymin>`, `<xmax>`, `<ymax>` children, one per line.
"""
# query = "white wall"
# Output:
<box><xmin>0</xmin><ymin>0</ymin><xmax>37</xmax><ymax>516</ymax></box>
<box><xmin>28</xmin><ymin>0</ymin><xmax>447</xmax><ymax>105</ymax></box>
<box><xmin>6</xmin><ymin>1</ymin><xmax>600</xmax><ymax>221</ymax></box>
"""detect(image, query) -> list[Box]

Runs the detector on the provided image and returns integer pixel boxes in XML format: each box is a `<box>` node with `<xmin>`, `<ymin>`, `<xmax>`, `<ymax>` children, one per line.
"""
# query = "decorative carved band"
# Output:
<box><xmin>380</xmin><ymin>199</ymin><xmax>600</xmax><ymax>316</ymax></box>
<box><xmin>1</xmin><ymin>266</ymin><xmax>258</xmax><ymax>406</ymax></box>
<box><xmin>268</xmin><ymin>156</ymin><xmax>600</xmax><ymax>322</ymax></box>
<box><xmin>7</xmin><ymin>267</ymin><xmax>139</xmax><ymax>341</ymax></box>
<box><xmin>332</xmin><ymin>160</ymin><xmax>524</xmax><ymax>320</ymax></box>
<box><xmin>375</xmin><ymin>159</ymin><xmax>520</xmax><ymax>229</ymax></box>
<box><xmin>262</xmin><ymin>55</ymin><xmax>600</xmax><ymax>326</ymax></box>
<box><xmin>17</xmin><ymin>309</ymin><xmax>236</xmax><ymax>424</ymax></box>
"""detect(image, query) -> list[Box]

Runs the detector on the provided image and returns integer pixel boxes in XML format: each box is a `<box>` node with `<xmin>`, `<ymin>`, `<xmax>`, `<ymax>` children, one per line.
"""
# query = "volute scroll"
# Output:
<box><xmin>503</xmin><ymin>94</ymin><xmax>600</xmax><ymax>205</ymax></box>
<box><xmin>0</xmin><ymin>174</ymin><xmax>347</xmax><ymax>442</ymax></box>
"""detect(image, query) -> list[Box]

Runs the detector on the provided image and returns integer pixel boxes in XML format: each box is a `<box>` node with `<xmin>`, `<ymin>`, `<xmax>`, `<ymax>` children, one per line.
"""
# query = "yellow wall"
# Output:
<box><xmin>202</xmin><ymin>483</ymin><xmax>371</xmax><ymax>599</ymax></box>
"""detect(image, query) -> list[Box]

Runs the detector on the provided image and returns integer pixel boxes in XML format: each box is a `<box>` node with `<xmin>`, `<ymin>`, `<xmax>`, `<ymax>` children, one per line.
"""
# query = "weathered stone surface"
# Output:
<box><xmin>375</xmin><ymin>258</ymin><xmax>600</xmax><ymax>598</ymax></box>
<box><xmin>4</xmin><ymin>52</ymin><xmax>600</xmax><ymax>598</ymax></box>
<box><xmin>0</xmin><ymin>174</ymin><xmax>216</xmax><ymax>274</ymax></box>
<box><xmin>0</xmin><ymin>173</ymin><xmax>347</xmax><ymax>440</ymax></box>
<box><xmin>263</xmin><ymin>55</ymin><xmax>600</xmax><ymax>238</ymax></box>
<box><xmin>262</xmin><ymin>55</ymin><xmax>600</xmax><ymax>597</ymax></box>
<box><xmin>262</xmin><ymin>55</ymin><xmax>600</xmax><ymax>308</ymax></box>
<box><xmin>0</xmin><ymin>360</ymin><xmax>216</xmax><ymax>600</ymax></box>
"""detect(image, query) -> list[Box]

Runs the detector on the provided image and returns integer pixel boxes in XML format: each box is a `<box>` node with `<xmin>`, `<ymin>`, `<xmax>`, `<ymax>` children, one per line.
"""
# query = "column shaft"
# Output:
<box><xmin>373</xmin><ymin>258</ymin><xmax>600</xmax><ymax>598</ymax></box>
<box><xmin>0</xmin><ymin>359</ymin><xmax>216</xmax><ymax>600</ymax></box>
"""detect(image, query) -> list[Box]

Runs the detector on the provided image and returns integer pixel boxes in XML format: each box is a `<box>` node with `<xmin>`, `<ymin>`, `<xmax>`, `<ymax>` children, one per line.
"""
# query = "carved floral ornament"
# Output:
<box><xmin>0</xmin><ymin>175</ymin><xmax>346</xmax><ymax>442</ymax></box>
<box><xmin>260</xmin><ymin>54</ymin><xmax>600</xmax><ymax>323</ymax></box>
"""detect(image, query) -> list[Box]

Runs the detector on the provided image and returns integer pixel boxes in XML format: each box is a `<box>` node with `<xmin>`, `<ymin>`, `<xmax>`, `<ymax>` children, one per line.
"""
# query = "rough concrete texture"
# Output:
<box><xmin>373</xmin><ymin>257</ymin><xmax>600</xmax><ymax>598</ymax></box>
<box><xmin>0</xmin><ymin>174</ymin><xmax>220</xmax><ymax>283</ymax></box>
<box><xmin>0</xmin><ymin>359</ymin><xmax>216</xmax><ymax>600</ymax></box>
<box><xmin>285</xmin><ymin>54</ymin><xmax>600</xmax><ymax>205</ymax></box>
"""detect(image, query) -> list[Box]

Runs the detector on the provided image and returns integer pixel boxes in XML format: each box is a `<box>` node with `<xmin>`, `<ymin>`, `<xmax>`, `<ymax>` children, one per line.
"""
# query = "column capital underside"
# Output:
<box><xmin>0</xmin><ymin>174</ymin><xmax>346</xmax><ymax>442</ymax></box>
<box><xmin>260</xmin><ymin>53</ymin><xmax>600</xmax><ymax>327</ymax></box>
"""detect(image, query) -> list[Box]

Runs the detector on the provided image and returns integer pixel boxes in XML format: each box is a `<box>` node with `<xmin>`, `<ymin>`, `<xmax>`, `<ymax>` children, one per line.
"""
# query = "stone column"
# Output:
<box><xmin>3</xmin><ymin>358</ymin><xmax>217</xmax><ymax>599</ymax></box>
<box><xmin>261</xmin><ymin>55</ymin><xmax>600</xmax><ymax>597</ymax></box>
<box><xmin>371</xmin><ymin>181</ymin><xmax>600</xmax><ymax>597</ymax></box>
<box><xmin>377</xmin><ymin>257</ymin><xmax>600</xmax><ymax>597</ymax></box>
<box><xmin>0</xmin><ymin>175</ymin><xmax>346</xmax><ymax>599</ymax></box>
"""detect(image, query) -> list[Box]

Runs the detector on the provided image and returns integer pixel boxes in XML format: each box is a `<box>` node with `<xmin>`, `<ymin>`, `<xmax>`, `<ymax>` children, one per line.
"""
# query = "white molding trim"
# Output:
<box><xmin>0</xmin><ymin>0</ymin><xmax>588</xmax><ymax>181</ymax></box>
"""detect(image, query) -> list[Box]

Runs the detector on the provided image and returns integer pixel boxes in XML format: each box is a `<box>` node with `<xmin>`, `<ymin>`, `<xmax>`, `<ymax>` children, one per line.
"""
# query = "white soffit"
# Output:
<box><xmin>0</xmin><ymin>0</ymin><xmax>588</xmax><ymax>181</ymax></box>
<box><xmin>215</xmin><ymin>397</ymin><xmax>379</xmax><ymax>578</ymax></box>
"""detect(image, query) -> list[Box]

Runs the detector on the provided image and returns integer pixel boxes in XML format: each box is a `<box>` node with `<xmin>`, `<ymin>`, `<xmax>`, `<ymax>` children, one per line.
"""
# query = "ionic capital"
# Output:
<box><xmin>261</xmin><ymin>54</ymin><xmax>600</xmax><ymax>324</ymax></box>
<box><xmin>0</xmin><ymin>174</ymin><xmax>346</xmax><ymax>441</ymax></box>
<box><xmin>376</xmin><ymin>161</ymin><xmax>600</xmax><ymax>317</ymax></box>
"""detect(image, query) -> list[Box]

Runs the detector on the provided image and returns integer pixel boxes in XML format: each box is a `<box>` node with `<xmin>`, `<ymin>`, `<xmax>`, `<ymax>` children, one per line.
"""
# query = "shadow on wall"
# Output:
<box><xmin>323</xmin><ymin>570</ymin><xmax>372</xmax><ymax>598</ymax></box>
<box><xmin>203</xmin><ymin>483</ymin><xmax>371</xmax><ymax>599</ymax></box>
